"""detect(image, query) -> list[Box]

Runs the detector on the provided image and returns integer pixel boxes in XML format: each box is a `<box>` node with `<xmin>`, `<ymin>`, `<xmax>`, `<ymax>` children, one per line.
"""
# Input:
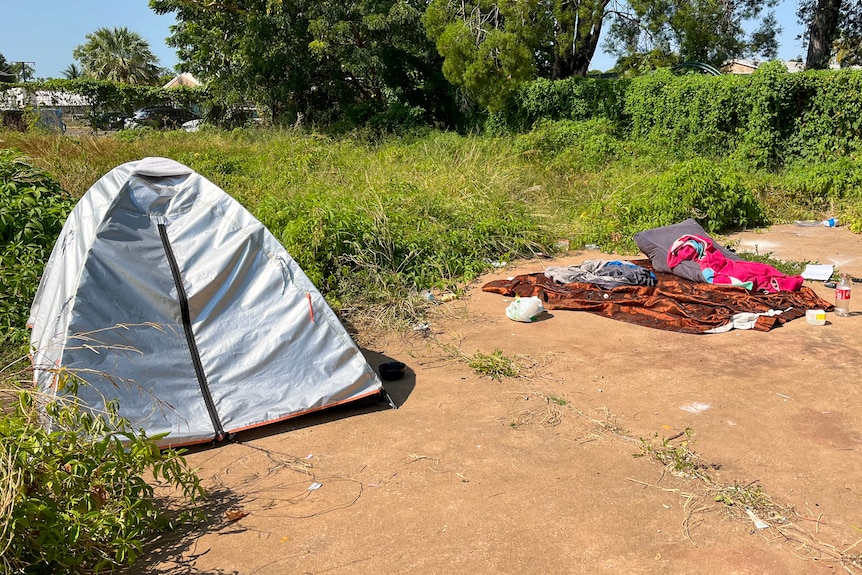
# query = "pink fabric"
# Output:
<box><xmin>702</xmin><ymin>251</ymin><xmax>804</xmax><ymax>292</ymax></box>
<box><xmin>667</xmin><ymin>235</ymin><xmax>711</xmax><ymax>269</ymax></box>
<box><xmin>667</xmin><ymin>234</ymin><xmax>804</xmax><ymax>293</ymax></box>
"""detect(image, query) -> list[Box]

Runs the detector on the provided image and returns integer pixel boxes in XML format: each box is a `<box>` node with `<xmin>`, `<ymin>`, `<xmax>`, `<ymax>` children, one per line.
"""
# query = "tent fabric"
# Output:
<box><xmin>29</xmin><ymin>157</ymin><xmax>385</xmax><ymax>447</ymax></box>
<box><xmin>482</xmin><ymin>260</ymin><xmax>833</xmax><ymax>334</ymax></box>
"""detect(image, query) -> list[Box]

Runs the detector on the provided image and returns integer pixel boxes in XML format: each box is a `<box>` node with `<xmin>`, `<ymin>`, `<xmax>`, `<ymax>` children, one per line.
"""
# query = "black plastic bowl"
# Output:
<box><xmin>378</xmin><ymin>361</ymin><xmax>406</xmax><ymax>381</ymax></box>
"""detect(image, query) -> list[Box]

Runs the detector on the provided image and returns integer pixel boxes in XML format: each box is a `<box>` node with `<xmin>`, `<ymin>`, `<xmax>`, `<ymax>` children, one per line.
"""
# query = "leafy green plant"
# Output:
<box><xmin>783</xmin><ymin>69</ymin><xmax>862</xmax><ymax>164</ymax></box>
<box><xmin>500</xmin><ymin>75</ymin><xmax>631</xmax><ymax>131</ymax></box>
<box><xmin>548</xmin><ymin>395</ymin><xmax>567</xmax><ymax>406</ymax></box>
<box><xmin>0</xmin><ymin>150</ymin><xmax>75</xmax><ymax>345</ymax></box>
<box><xmin>0</xmin><ymin>362</ymin><xmax>204</xmax><ymax>574</ymax></box>
<box><xmin>514</xmin><ymin>118</ymin><xmax>626</xmax><ymax>172</ymax></box>
<box><xmin>712</xmin><ymin>481</ymin><xmax>774</xmax><ymax>511</ymax></box>
<box><xmin>624</xmin><ymin>69</ymin><xmax>750</xmax><ymax>158</ymax></box>
<box><xmin>580</xmin><ymin>158</ymin><xmax>765</xmax><ymax>250</ymax></box>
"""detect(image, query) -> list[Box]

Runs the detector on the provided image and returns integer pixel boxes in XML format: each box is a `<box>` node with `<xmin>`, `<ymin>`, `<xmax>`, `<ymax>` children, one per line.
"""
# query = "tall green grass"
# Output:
<box><xmin>1</xmin><ymin>129</ymin><xmax>556</xmax><ymax>337</ymax></box>
<box><xmin>4</xmin><ymin>122</ymin><xmax>862</xmax><ymax>342</ymax></box>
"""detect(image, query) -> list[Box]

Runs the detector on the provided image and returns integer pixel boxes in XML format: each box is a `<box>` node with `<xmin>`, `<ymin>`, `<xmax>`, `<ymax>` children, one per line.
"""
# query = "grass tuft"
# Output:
<box><xmin>468</xmin><ymin>349</ymin><xmax>521</xmax><ymax>380</ymax></box>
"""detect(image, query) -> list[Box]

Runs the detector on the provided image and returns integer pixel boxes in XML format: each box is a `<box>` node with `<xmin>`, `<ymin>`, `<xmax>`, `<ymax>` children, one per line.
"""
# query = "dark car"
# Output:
<box><xmin>125</xmin><ymin>106</ymin><xmax>199</xmax><ymax>130</ymax></box>
<box><xmin>94</xmin><ymin>111</ymin><xmax>129</xmax><ymax>130</ymax></box>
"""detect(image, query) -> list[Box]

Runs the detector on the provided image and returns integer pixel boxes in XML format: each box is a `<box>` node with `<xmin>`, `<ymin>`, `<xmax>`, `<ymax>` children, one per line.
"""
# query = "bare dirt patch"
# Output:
<box><xmin>142</xmin><ymin>224</ymin><xmax>862</xmax><ymax>575</ymax></box>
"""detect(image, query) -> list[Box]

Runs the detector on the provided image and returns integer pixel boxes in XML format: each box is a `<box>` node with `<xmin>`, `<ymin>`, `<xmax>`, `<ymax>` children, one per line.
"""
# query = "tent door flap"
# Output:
<box><xmin>158</xmin><ymin>222</ymin><xmax>225</xmax><ymax>440</ymax></box>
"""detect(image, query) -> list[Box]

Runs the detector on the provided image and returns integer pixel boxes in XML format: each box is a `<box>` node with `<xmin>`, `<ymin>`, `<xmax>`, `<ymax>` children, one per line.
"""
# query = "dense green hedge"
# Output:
<box><xmin>782</xmin><ymin>70</ymin><xmax>862</xmax><ymax>163</ymax></box>
<box><xmin>501</xmin><ymin>63</ymin><xmax>862</xmax><ymax>171</ymax></box>
<box><xmin>493</xmin><ymin>76</ymin><xmax>631</xmax><ymax>132</ymax></box>
<box><xmin>625</xmin><ymin>68</ymin><xmax>751</xmax><ymax>158</ymax></box>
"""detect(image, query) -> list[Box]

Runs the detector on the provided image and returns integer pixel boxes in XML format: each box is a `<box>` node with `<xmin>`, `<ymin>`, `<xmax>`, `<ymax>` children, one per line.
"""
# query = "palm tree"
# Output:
<box><xmin>62</xmin><ymin>63</ymin><xmax>82</xmax><ymax>79</ymax></box>
<box><xmin>72</xmin><ymin>27</ymin><xmax>161</xmax><ymax>85</ymax></box>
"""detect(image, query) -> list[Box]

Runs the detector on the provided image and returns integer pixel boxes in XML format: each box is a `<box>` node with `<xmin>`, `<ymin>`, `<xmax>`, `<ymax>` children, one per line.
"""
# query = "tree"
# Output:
<box><xmin>150</xmin><ymin>0</ymin><xmax>456</xmax><ymax>125</ymax></box>
<box><xmin>423</xmin><ymin>0</ymin><xmax>609</xmax><ymax>110</ymax></box>
<box><xmin>72</xmin><ymin>27</ymin><xmax>161</xmax><ymax>85</ymax></box>
<box><xmin>0</xmin><ymin>54</ymin><xmax>35</xmax><ymax>82</ymax></box>
<box><xmin>604</xmin><ymin>0</ymin><xmax>781</xmax><ymax>73</ymax></box>
<box><xmin>798</xmin><ymin>0</ymin><xmax>862</xmax><ymax>68</ymax></box>
<box><xmin>306</xmin><ymin>0</ymin><xmax>455</xmax><ymax>123</ymax></box>
<box><xmin>0</xmin><ymin>53</ymin><xmax>15</xmax><ymax>82</ymax></box>
<box><xmin>62</xmin><ymin>63</ymin><xmax>82</xmax><ymax>79</ymax></box>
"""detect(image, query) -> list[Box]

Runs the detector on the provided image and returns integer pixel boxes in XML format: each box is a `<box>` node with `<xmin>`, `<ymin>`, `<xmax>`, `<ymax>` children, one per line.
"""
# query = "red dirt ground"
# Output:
<box><xmin>139</xmin><ymin>224</ymin><xmax>862</xmax><ymax>575</ymax></box>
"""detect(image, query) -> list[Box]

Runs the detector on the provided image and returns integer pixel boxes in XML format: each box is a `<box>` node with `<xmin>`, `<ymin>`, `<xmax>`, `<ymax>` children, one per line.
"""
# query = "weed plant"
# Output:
<box><xmin>468</xmin><ymin>349</ymin><xmax>521</xmax><ymax>380</ymax></box>
<box><xmin>0</xmin><ymin>150</ymin><xmax>75</xmax><ymax>346</ymax></box>
<box><xmin>734</xmin><ymin>249</ymin><xmax>808</xmax><ymax>276</ymax></box>
<box><xmin>0</xmin><ymin>358</ymin><xmax>204</xmax><ymax>573</ymax></box>
<box><xmin>636</xmin><ymin>428</ymin><xmax>711</xmax><ymax>480</ymax></box>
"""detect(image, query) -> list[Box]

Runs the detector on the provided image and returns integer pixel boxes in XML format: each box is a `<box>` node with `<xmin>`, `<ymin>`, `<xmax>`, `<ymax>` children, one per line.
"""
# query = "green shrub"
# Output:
<box><xmin>261</xmin><ymin>178</ymin><xmax>546</xmax><ymax>307</ymax></box>
<box><xmin>647</xmin><ymin>160</ymin><xmax>764</xmax><ymax>229</ymax></box>
<box><xmin>625</xmin><ymin>69</ymin><xmax>750</xmax><ymax>159</ymax></box>
<box><xmin>581</xmin><ymin>158</ymin><xmax>765</xmax><ymax>249</ymax></box>
<box><xmin>502</xmin><ymin>76</ymin><xmax>631</xmax><ymax>132</ymax></box>
<box><xmin>0</xmin><ymin>150</ymin><xmax>75</xmax><ymax>345</ymax></box>
<box><xmin>468</xmin><ymin>349</ymin><xmax>520</xmax><ymax>380</ymax></box>
<box><xmin>514</xmin><ymin>118</ymin><xmax>626</xmax><ymax>171</ymax></box>
<box><xmin>781</xmin><ymin>158</ymin><xmax>862</xmax><ymax>230</ymax></box>
<box><xmin>735</xmin><ymin>61</ymin><xmax>796</xmax><ymax>169</ymax></box>
<box><xmin>0</xmin><ymin>367</ymin><xmax>204</xmax><ymax>573</ymax></box>
<box><xmin>783</xmin><ymin>69</ymin><xmax>862</xmax><ymax>163</ymax></box>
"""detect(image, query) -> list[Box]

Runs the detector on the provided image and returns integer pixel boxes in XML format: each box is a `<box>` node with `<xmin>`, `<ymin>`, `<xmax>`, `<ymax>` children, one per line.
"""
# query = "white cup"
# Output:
<box><xmin>806</xmin><ymin>309</ymin><xmax>827</xmax><ymax>326</ymax></box>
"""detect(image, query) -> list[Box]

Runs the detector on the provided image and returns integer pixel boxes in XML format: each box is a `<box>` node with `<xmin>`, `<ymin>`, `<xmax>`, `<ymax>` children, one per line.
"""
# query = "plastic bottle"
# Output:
<box><xmin>835</xmin><ymin>273</ymin><xmax>852</xmax><ymax>316</ymax></box>
<box><xmin>793</xmin><ymin>218</ymin><xmax>838</xmax><ymax>227</ymax></box>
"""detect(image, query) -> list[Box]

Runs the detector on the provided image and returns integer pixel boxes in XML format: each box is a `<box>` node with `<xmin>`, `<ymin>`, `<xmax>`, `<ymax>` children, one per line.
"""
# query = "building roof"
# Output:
<box><xmin>162</xmin><ymin>72</ymin><xmax>201</xmax><ymax>89</ymax></box>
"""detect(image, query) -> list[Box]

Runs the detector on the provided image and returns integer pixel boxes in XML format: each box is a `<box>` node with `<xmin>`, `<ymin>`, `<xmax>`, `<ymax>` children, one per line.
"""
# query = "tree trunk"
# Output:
<box><xmin>806</xmin><ymin>0</ymin><xmax>843</xmax><ymax>69</ymax></box>
<box><xmin>553</xmin><ymin>0</ymin><xmax>609</xmax><ymax>78</ymax></box>
<box><xmin>553</xmin><ymin>21</ymin><xmax>604</xmax><ymax>77</ymax></box>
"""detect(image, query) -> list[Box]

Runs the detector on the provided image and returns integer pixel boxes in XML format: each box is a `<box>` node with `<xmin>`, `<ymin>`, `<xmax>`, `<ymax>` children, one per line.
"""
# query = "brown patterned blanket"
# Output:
<box><xmin>481</xmin><ymin>260</ymin><xmax>833</xmax><ymax>334</ymax></box>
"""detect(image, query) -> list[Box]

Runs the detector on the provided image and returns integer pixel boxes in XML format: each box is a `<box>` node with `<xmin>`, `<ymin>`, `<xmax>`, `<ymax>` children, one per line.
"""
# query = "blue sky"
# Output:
<box><xmin>0</xmin><ymin>0</ymin><xmax>180</xmax><ymax>79</ymax></box>
<box><xmin>1</xmin><ymin>0</ymin><xmax>805</xmax><ymax>79</ymax></box>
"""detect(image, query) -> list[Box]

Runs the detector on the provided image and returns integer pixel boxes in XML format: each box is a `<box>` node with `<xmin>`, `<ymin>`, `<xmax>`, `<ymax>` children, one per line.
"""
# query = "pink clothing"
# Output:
<box><xmin>668</xmin><ymin>234</ymin><xmax>804</xmax><ymax>293</ymax></box>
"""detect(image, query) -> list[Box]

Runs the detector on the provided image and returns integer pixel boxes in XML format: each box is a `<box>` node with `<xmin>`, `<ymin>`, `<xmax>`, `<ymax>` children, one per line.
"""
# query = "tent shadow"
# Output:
<box><xmin>361</xmin><ymin>348</ymin><xmax>415</xmax><ymax>408</ymax></box>
<box><xmin>186</xmin><ymin>349</ymin><xmax>415</xmax><ymax>447</ymax></box>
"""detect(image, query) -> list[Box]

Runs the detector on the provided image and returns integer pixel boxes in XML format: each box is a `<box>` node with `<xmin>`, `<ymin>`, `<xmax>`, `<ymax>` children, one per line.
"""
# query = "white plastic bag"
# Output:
<box><xmin>505</xmin><ymin>296</ymin><xmax>544</xmax><ymax>323</ymax></box>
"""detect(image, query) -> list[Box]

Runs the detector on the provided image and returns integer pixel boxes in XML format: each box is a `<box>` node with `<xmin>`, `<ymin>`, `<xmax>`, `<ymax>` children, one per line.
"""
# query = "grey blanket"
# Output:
<box><xmin>544</xmin><ymin>260</ymin><xmax>657</xmax><ymax>289</ymax></box>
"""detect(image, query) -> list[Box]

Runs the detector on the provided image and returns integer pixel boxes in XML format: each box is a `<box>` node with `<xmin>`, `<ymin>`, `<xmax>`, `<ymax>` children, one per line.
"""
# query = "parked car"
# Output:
<box><xmin>125</xmin><ymin>106</ymin><xmax>199</xmax><ymax>130</ymax></box>
<box><xmin>94</xmin><ymin>111</ymin><xmax>129</xmax><ymax>130</ymax></box>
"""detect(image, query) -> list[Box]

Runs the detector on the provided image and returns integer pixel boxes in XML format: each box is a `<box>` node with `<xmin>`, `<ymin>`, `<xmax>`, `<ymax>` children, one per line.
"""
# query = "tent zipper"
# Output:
<box><xmin>158</xmin><ymin>223</ymin><xmax>226</xmax><ymax>440</ymax></box>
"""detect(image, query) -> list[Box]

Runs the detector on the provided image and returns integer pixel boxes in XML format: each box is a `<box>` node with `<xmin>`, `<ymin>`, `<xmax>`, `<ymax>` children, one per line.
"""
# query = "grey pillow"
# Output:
<box><xmin>633</xmin><ymin>219</ymin><xmax>740</xmax><ymax>283</ymax></box>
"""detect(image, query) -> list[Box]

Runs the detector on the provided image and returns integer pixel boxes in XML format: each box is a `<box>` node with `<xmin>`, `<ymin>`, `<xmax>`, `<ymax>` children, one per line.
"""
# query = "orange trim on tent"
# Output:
<box><xmin>159</xmin><ymin>389</ymin><xmax>386</xmax><ymax>449</ymax></box>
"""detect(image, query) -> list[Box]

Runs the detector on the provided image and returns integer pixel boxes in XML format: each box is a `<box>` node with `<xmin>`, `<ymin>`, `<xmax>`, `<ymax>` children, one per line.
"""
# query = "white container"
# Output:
<box><xmin>806</xmin><ymin>309</ymin><xmax>827</xmax><ymax>325</ymax></box>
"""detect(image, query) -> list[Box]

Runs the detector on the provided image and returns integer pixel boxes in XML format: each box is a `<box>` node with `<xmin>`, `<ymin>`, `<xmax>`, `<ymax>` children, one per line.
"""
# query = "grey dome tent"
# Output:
<box><xmin>29</xmin><ymin>157</ymin><xmax>387</xmax><ymax>447</ymax></box>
